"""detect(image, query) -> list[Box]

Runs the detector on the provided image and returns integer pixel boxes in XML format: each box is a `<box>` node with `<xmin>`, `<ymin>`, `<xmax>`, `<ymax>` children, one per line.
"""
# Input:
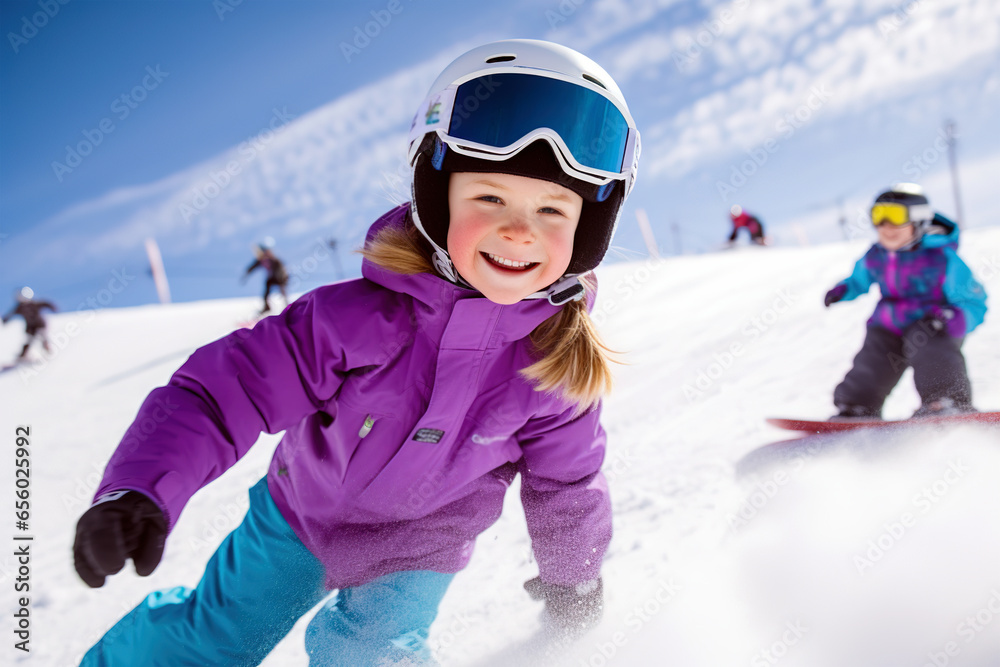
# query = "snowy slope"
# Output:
<box><xmin>1</xmin><ymin>231</ymin><xmax>998</xmax><ymax>666</ymax></box>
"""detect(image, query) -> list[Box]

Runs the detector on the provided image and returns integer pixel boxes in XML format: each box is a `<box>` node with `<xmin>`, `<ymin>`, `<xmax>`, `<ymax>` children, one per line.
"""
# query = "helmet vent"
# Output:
<box><xmin>485</xmin><ymin>54</ymin><xmax>516</xmax><ymax>63</ymax></box>
<box><xmin>582</xmin><ymin>73</ymin><xmax>607</xmax><ymax>89</ymax></box>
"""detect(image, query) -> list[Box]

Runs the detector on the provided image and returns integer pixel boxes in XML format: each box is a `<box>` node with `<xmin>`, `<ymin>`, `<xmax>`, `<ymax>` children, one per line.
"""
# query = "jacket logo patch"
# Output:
<box><xmin>413</xmin><ymin>428</ymin><xmax>445</xmax><ymax>443</ymax></box>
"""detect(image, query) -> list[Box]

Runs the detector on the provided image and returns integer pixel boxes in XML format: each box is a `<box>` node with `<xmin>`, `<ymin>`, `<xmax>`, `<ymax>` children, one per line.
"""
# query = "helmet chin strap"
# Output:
<box><xmin>431</xmin><ymin>249</ymin><xmax>462</xmax><ymax>284</ymax></box>
<box><xmin>541</xmin><ymin>276</ymin><xmax>585</xmax><ymax>306</ymax></box>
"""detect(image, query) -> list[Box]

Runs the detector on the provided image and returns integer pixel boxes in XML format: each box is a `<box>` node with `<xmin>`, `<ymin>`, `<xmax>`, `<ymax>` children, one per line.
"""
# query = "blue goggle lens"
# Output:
<box><xmin>448</xmin><ymin>73</ymin><xmax>631</xmax><ymax>175</ymax></box>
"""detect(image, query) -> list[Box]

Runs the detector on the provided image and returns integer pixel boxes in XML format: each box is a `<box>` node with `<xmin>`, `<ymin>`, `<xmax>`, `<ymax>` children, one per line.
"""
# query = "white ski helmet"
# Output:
<box><xmin>407</xmin><ymin>39</ymin><xmax>641</xmax><ymax>303</ymax></box>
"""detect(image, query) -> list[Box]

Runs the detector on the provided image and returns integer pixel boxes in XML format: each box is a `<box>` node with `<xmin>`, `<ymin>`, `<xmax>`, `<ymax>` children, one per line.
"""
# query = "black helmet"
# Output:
<box><xmin>873</xmin><ymin>183</ymin><xmax>933</xmax><ymax>232</ymax></box>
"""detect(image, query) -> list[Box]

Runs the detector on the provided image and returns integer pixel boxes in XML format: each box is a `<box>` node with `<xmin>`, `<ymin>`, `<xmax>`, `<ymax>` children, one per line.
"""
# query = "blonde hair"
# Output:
<box><xmin>360</xmin><ymin>221</ymin><xmax>615</xmax><ymax>411</ymax></box>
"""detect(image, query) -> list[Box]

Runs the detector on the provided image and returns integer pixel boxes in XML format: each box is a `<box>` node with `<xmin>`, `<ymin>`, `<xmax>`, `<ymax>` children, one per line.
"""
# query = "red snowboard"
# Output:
<box><xmin>767</xmin><ymin>412</ymin><xmax>1000</xmax><ymax>433</ymax></box>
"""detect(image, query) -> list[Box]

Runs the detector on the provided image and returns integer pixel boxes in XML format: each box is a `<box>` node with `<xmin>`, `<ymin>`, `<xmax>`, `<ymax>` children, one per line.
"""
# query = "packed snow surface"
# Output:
<box><xmin>2</xmin><ymin>230</ymin><xmax>998</xmax><ymax>666</ymax></box>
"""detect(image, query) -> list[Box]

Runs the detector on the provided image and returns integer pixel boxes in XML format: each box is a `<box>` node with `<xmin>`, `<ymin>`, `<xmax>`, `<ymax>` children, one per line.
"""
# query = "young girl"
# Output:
<box><xmin>73</xmin><ymin>39</ymin><xmax>640</xmax><ymax>666</ymax></box>
<box><xmin>824</xmin><ymin>183</ymin><xmax>987</xmax><ymax>420</ymax></box>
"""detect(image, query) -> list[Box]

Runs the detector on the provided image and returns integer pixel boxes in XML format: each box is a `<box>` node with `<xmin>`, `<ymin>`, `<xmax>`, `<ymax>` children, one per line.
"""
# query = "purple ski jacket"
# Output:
<box><xmin>96</xmin><ymin>204</ymin><xmax>612</xmax><ymax>589</ymax></box>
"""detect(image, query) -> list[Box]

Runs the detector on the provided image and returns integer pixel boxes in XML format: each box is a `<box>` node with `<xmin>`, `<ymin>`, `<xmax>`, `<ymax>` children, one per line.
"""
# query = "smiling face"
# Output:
<box><xmin>446</xmin><ymin>172</ymin><xmax>583</xmax><ymax>304</ymax></box>
<box><xmin>876</xmin><ymin>222</ymin><xmax>916</xmax><ymax>251</ymax></box>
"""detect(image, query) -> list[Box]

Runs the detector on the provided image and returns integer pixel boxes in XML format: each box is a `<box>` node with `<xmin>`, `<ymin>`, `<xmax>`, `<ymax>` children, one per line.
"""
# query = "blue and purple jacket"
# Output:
<box><xmin>834</xmin><ymin>214</ymin><xmax>987</xmax><ymax>337</ymax></box>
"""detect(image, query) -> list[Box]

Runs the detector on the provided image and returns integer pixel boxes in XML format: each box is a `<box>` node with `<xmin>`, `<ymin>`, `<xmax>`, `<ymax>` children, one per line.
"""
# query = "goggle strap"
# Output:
<box><xmin>442</xmin><ymin>132</ymin><xmax>620</xmax><ymax>186</ymax></box>
<box><xmin>596</xmin><ymin>181</ymin><xmax>614</xmax><ymax>203</ymax></box>
<box><xmin>909</xmin><ymin>204</ymin><xmax>933</xmax><ymax>223</ymax></box>
<box><xmin>431</xmin><ymin>137</ymin><xmax>447</xmax><ymax>171</ymax></box>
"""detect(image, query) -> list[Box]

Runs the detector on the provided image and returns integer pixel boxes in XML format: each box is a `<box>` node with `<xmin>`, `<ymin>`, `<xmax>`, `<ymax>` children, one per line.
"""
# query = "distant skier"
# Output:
<box><xmin>824</xmin><ymin>183</ymin><xmax>987</xmax><ymax>420</ymax></box>
<box><xmin>728</xmin><ymin>205</ymin><xmax>767</xmax><ymax>246</ymax></box>
<box><xmin>241</xmin><ymin>237</ymin><xmax>289</xmax><ymax>314</ymax></box>
<box><xmin>2</xmin><ymin>287</ymin><xmax>55</xmax><ymax>360</ymax></box>
<box><xmin>73</xmin><ymin>40</ymin><xmax>637</xmax><ymax>665</ymax></box>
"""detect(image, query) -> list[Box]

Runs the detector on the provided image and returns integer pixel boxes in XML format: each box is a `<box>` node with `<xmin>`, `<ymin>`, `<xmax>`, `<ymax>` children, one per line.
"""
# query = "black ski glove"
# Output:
<box><xmin>824</xmin><ymin>284</ymin><xmax>848</xmax><ymax>307</ymax></box>
<box><xmin>524</xmin><ymin>576</ymin><xmax>603</xmax><ymax>632</ymax></box>
<box><xmin>74</xmin><ymin>491</ymin><xmax>167</xmax><ymax>588</ymax></box>
<box><xmin>922</xmin><ymin>306</ymin><xmax>956</xmax><ymax>333</ymax></box>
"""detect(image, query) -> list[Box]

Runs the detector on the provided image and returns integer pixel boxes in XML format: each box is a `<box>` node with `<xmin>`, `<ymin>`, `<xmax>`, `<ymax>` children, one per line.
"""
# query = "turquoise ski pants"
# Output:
<box><xmin>81</xmin><ymin>478</ymin><xmax>455</xmax><ymax>666</ymax></box>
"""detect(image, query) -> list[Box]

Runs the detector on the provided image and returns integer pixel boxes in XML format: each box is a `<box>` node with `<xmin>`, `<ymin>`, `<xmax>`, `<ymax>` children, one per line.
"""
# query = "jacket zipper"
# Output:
<box><xmin>358</xmin><ymin>414</ymin><xmax>375</xmax><ymax>438</ymax></box>
<box><xmin>886</xmin><ymin>251</ymin><xmax>898</xmax><ymax>297</ymax></box>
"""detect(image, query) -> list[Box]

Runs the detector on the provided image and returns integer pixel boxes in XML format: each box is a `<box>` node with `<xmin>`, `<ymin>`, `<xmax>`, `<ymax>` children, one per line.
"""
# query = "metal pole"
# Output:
<box><xmin>634</xmin><ymin>209</ymin><xmax>661</xmax><ymax>259</ymax></box>
<box><xmin>144</xmin><ymin>237</ymin><xmax>171</xmax><ymax>304</ymax></box>
<box><xmin>945</xmin><ymin>120</ymin><xmax>964</xmax><ymax>227</ymax></box>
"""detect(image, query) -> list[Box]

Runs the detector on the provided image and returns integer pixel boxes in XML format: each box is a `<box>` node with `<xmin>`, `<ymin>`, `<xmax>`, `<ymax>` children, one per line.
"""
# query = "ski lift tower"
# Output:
<box><xmin>945</xmin><ymin>120</ymin><xmax>965</xmax><ymax>227</ymax></box>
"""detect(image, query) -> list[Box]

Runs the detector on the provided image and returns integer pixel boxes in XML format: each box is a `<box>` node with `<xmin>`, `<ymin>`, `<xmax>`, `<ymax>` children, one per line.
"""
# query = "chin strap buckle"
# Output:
<box><xmin>432</xmin><ymin>250</ymin><xmax>459</xmax><ymax>283</ymax></box>
<box><xmin>547</xmin><ymin>276</ymin><xmax>585</xmax><ymax>306</ymax></box>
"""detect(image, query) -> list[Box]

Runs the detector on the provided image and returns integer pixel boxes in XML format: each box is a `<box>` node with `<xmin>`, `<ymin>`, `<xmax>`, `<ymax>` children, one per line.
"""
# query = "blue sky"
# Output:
<box><xmin>2</xmin><ymin>0</ymin><xmax>999</xmax><ymax>310</ymax></box>
<box><xmin>1</xmin><ymin>0</ymin><xmax>517</xmax><ymax>231</ymax></box>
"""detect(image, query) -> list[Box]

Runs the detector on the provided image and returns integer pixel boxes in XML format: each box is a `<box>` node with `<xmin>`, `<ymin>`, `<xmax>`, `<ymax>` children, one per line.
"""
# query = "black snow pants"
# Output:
<box><xmin>833</xmin><ymin>322</ymin><xmax>972</xmax><ymax>416</ymax></box>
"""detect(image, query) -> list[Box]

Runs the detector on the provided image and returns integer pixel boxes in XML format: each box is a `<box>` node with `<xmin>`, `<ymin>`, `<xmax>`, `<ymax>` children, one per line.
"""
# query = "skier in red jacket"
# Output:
<box><xmin>728</xmin><ymin>205</ymin><xmax>767</xmax><ymax>245</ymax></box>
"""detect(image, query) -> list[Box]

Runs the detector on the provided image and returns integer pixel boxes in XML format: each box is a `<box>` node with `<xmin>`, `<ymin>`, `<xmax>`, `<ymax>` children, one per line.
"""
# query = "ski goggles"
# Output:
<box><xmin>409</xmin><ymin>71</ymin><xmax>639</xmax><ymax>187</ymax></box>
<box><xmin>870</xmin><ymin>202</ymin><xmax>932</xmax><ymax>227</ymax></box>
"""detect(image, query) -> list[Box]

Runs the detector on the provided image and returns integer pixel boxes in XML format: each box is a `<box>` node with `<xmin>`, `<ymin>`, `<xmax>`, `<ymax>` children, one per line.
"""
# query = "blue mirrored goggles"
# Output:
<box><xmin>435</xmin><ymin>73</ymin><xmax>636</xmax><ymax>181</ymax></box>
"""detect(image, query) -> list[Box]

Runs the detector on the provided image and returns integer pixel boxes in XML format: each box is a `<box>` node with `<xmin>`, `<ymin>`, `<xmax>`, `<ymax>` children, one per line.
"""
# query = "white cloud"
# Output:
<box><xmin>14</xmin><ymin>49</ymin><xmax>463</xmax><ymax>267</ymax></box>
<box><xmin>545</xmin><ymin>0</ymin><xmax>687</xmax><ymax>51</ymax></box>
<box><xmin>638</xmin><ymin>0</ymin><xmax>1000</xmax><ymax>178</ymax></box>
